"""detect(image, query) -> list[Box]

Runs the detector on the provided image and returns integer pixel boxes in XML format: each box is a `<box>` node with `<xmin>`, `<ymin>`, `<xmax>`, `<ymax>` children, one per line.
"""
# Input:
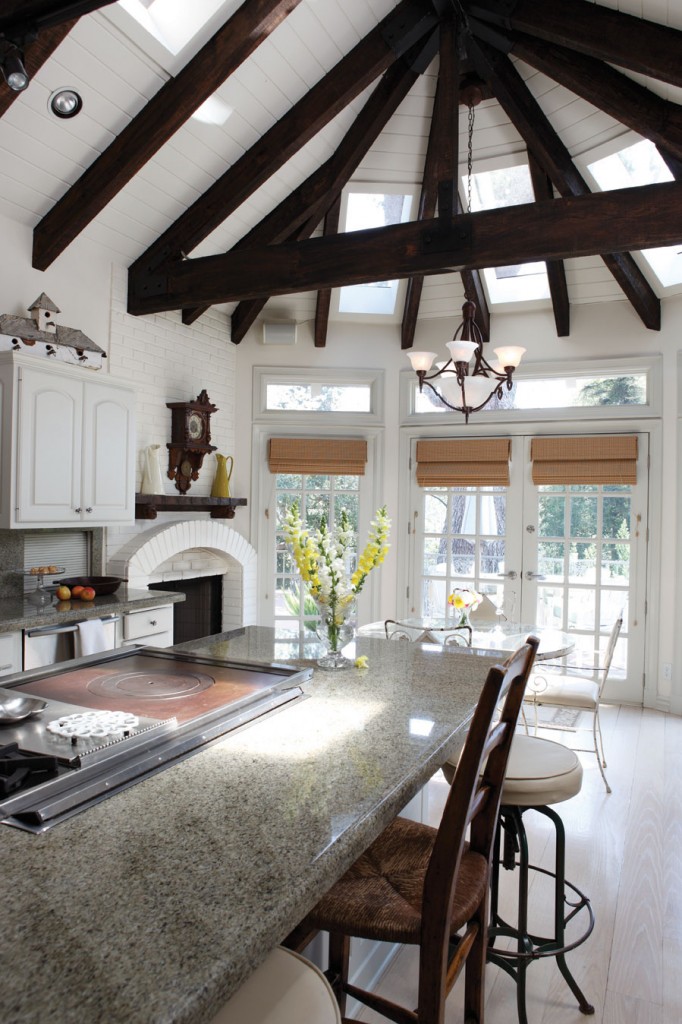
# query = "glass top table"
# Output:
<box><xmin>357</xmin><ymin>618</ymin><xmax>574</xmax><ymax>662</ymax></box>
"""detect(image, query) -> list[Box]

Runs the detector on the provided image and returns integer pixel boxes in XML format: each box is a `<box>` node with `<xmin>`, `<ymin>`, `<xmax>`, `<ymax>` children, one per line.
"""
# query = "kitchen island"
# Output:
<box><xmin>0</xmin><ymin>627</ymin><xmax>499</xmax><ymax>1024</ymax></box>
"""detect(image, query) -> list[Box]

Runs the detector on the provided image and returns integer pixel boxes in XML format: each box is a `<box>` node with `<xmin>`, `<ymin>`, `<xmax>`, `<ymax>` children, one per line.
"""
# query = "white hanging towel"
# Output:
<box><xmin>76</xmin><ymin>619</ymin><xmax>110</xmax><ymax>657</ymax></box>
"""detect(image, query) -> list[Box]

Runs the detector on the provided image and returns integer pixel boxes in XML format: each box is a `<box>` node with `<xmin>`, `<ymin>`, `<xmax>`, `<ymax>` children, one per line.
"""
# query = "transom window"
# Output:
<box><xmin>413</xmin><ymin>370</ymin><xmax>649</xmax><ymax>415</ymax></box>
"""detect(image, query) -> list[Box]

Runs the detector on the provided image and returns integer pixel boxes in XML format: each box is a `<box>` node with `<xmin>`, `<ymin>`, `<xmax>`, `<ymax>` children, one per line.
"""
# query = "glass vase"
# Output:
<box><xmin>315</xmin><ymin>600</ymin><xmax>356</xmax><ymax>670</ymax></box>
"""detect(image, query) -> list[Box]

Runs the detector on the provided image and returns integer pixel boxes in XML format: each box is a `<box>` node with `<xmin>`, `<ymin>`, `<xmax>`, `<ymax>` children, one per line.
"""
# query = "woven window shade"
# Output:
<box><xmin>415</xmin><ymin>439</ymin><xmax>511</xmax><ymax>487</ymax></box>
<box><xmin>268</xmin><ymin>437</ymin><xmax>367</xmax><ymax>475</ymax></box>
<box><xmin>531</xmin><ymin>435</ymin><xmax>638</xmax><ymax>485</ymax></box>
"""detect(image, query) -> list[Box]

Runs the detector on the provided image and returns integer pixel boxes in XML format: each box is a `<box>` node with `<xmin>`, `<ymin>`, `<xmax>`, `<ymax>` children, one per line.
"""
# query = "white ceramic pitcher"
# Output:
<box><xmin>140</xmin><ymin>444</ymin><xmax>164</xmax><ymax>494</ymax></box>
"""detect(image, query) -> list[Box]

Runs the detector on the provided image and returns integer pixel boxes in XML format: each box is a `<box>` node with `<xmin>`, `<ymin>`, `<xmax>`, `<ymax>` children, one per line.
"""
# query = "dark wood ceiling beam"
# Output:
<box><xmin>467</xmin><ymin>38</ymin><xmax>660</xmax><ymax>330</ymax></box>
<box><xmin>403</xmin><ymin>21</ymin><xmax>454</xmax><ymax>350</ymax></box>
<box><xmin>126</xmin><ymin>181</ymin><xmax>682</xmax><ymax>314</ymax></box>
<box><xmin>0</xmin><ymin>1</ymin><xmax>112</xmax><ymax>33</ymax></box>
<box><xmin>0</xmin><ymin>18</ymin><xmax>75</xmax><ymax>118</ymax></box>
<box><xmin>402</xmin><ymin>21</ymin><xmax>489</xmax><ymax>349</ymax></box>
<box><xmin>527</xmin><ymin>150</ymin><xmax>569</xmax><ymax>336</ymax></box>
<box><xmin>507</xmin><ymin>32</ymin><xmax>682</xmax><ymax>163</ymax></box>
<box><xmin>314</xmin><ymin>196</ymin><xmax>342</xmax><ymax>349</ymax></box>
<box><xmin>659</xmin><ymin>147</ymin><xmax>682</xmax><ymax>180</ymax></box>
<box><xmin>128</xmin><ymin>0</ymin><xmax>439</xmax><ymax>288</ymax></box>
<box><xmin>464</xmin><ymin>0</ymin><xmax>682</xmax><ymax>91</ymax></box>
<box><xmin>181</xmin><ymin>40</ymin><xmax>433</xmax><ymax>328</ymax></box>
<box><xmin>32</xmin><ymin>0</ymin><xmax>304</xmax><ymax>270</ymax></box>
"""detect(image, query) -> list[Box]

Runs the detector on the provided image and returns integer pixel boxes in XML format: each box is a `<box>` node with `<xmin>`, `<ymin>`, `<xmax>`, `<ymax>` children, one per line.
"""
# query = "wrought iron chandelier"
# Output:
<box><xmin>406</xmin><ymin>70</ymin><xmax>525</xmax><ymax>421</ymax></box>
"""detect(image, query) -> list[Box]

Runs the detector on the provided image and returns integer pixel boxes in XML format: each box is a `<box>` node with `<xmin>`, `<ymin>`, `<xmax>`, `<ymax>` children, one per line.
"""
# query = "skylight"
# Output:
<box><xmin>588</xmin><ymin>139</ymin><xmax>681</xmax><ymax>288</ymax></box>
<box><xmin>117</xmin><ymin>0</ymin><xmax>226</xmax><ymax>55</ymax></box>
<box><xmin>338</xmin><ymin>191</ymin><xmax>413</xmax><ymax>316</ymax></box>
<box><xmin>463</xmin><ymin>163</ymin><xmax>550</xmax><ymax>304</ymax></box>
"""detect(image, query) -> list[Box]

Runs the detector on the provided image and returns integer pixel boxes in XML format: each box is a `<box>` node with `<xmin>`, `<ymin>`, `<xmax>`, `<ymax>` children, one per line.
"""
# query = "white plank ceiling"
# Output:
<box><xmin>0</xmin><ymin>0</ymin><xmax>680</xmax><ymax>330</ymax></box>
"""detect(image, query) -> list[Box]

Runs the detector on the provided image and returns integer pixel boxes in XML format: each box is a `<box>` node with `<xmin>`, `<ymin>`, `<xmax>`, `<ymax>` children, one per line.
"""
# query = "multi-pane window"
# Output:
<box><xmin>274</xmin><ymin>472</ymin><xmax>360</xmax><ymax>635</ymax></box>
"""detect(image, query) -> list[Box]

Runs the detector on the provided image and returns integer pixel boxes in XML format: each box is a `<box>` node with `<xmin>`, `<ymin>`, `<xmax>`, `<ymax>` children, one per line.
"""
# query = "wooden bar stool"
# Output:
<box><xmin>443</xmin><ymin>734</ymin><xmax>594</xmax><ymax>1024</ymax></box>
<box><xmin>209</xmin><ymin>946</ymin><xmax>341</xmax><ymax>1023</ymax></box>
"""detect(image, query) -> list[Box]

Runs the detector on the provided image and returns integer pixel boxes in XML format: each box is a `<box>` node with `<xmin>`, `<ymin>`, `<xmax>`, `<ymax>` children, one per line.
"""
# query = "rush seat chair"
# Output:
<box><xmin>296</xmin><ymin>636</ymin><xmax>539</xmax><ymax>1024</ymax></box>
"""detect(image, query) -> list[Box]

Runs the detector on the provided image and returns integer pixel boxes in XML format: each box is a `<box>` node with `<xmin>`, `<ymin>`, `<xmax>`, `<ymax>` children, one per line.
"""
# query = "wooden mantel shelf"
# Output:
<box><xmin>135</xmin><ymin>493</ymin><xmax>247</xmax><ymax>520</ymax></box>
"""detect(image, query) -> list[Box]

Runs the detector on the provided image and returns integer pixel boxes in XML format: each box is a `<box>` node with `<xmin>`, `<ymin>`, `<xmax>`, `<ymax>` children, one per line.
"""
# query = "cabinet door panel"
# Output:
<box><xmin>16</xmin><ymin>369</ymin><xmax>82</xmax><ymax>522</ymax></box>
<box><xmin>82</xmin><ymin>383</ymin><xmax>135</xmax><ymax>522</ymax></box>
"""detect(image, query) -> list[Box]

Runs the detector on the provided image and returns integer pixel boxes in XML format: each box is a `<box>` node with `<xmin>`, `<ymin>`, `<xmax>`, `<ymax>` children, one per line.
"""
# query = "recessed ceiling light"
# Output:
<box><xmin>48</xmin><ymin>88</ymin><xmax>83</xmax><ymax>119</ymax></box>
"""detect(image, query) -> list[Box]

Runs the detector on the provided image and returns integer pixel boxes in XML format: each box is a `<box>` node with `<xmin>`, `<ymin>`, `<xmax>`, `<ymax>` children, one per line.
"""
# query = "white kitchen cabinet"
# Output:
<box><xmin>122</xmin><ymin>604</ymin><xmax>174</xmax><ymax>648</ymax></box>
<box><xmin>0</xmin><ymin>353</ymin><xmax>135</xmax><ymax>528</ymax></box>
<box><xmin>0</xmin><ymin>631</ymin><xmax>22</xmax><ymax>678</ymax></box>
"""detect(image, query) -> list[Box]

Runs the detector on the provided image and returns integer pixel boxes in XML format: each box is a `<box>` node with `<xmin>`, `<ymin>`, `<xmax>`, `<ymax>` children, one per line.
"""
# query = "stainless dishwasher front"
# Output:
<box><xmin>23</xmin><ymin>615</ymin><xmax>121</xmax><ymax>669</ymax></box>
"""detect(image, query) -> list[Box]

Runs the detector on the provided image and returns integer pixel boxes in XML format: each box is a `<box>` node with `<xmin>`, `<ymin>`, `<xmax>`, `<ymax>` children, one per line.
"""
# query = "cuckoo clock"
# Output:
<box><xmin>166</xmin><ymin>390</ymin><xmax>217</xmax><ymax>493</ymax></box>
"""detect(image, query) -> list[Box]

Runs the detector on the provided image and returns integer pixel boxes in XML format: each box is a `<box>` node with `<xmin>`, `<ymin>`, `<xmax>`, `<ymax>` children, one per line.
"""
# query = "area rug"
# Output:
<box><xmin>532</xmin><ymin>706</ymin><xmax>584</xmax><ymax>730</ymax></box>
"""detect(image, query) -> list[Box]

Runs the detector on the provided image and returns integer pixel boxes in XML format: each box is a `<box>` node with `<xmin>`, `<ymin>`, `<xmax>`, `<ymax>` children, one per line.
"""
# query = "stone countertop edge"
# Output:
<box><xmin>0</xmin><ymin>627</ymin><xmax>502</xmax><ymax>1024</ymax></box>
<box><xmin>0</xmin><ymin>587</ymin><xmax>185</xmax><ymax>633</ymax></box>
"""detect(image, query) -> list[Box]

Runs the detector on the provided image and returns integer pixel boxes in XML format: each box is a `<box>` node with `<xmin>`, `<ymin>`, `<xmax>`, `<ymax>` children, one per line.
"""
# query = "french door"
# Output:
<box><xmin>411</xmin><ymin>433</ymin><xmax>649</xmax><ymax>704</ymax></box>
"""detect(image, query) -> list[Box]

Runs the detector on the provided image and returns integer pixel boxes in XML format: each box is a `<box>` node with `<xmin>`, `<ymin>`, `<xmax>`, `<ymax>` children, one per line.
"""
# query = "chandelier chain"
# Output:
<box><xmin>466</xmin><ymin>102</ymin><xmax>475</xmax><ymax>215</ymax></box>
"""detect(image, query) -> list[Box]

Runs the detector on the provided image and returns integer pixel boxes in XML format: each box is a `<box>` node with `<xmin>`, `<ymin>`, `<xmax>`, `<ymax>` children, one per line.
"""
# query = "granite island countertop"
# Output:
<box><xmin>0</xmin><ymin>627</ymin><xmax>500</xmax><ymax>1024</ymax></box>
<box><xmin>0</xmin><ymin>586</ymin><xmax>185</xmax><ymax>634</ymax></box>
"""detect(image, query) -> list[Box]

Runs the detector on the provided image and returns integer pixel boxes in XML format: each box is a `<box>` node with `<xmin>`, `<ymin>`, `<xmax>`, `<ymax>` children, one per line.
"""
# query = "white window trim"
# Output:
<box><xmin>399</xmin><ymin>354</ymin><xmax>662</xmax><ymax>426</ymax></box>
<box><xmin>253</xmin><ymin>365</ymin><xmax>384</xmax><ymax>426</ymax></box>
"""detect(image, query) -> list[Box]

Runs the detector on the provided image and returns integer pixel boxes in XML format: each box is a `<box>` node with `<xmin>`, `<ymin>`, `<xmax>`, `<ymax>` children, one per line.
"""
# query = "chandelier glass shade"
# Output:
<box><xmin>407</xmin><ymin>300</ymin><xmax>525</xmax><ymax>421</ymax></box>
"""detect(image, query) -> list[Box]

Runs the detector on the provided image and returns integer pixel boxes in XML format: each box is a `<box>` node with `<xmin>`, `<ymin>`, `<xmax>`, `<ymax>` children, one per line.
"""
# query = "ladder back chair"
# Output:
<box><xmin>299</xmin><ymin>635</ymin><xmax>539</xmax><ymax>1024</ymax></box>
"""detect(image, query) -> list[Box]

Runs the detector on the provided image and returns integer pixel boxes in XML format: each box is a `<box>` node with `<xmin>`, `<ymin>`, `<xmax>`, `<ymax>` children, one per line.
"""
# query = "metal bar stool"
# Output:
<box><xmin>488</xmin><ymin>735</ymin><xmax>595</xmax><ymax>1024</ymax></box>
<box><xmin>209</xmin><ymin>946</ymin><xmax>341</xmax><ymax>1023</ymax></box>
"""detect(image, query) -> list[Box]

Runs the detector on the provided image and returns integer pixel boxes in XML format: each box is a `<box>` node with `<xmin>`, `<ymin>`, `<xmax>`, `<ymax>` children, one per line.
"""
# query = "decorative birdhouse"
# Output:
<box><xmin>27</xmin><ymin>293</ymin><xmax>60</xmax><ymax>334</ymax></box>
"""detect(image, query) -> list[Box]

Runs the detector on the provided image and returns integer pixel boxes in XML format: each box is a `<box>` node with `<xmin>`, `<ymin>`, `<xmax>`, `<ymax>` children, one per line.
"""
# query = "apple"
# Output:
<box><xmin>71</xmin><ymin>585</ymin><xmax>85</xmax><ymax>598</ymax></box>
<box><xmin>56</xmin><ymin>585</ymin><xmax>71</xmax><ymax>600</ymax></box>
<box><xmin>80</xmin><ymin>587</ymin><xmax>96</xmax><ymax>601</ymax></box>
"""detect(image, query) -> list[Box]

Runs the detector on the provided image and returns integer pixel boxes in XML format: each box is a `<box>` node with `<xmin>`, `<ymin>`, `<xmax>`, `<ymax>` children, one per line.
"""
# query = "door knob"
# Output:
<box><xmin>524</xmin><ymin>571</ymin><xmax>546</xmax><ymax>580</ymax></box>
<box><xmin>497</xmin><ymin>571</ymin><xmax>518</xmax><ymax>580</ymax></box>
<box><xmin>74</xmin><ymin>507</ymin><xmax>82</xmax><ymax>513</ymax></box>
<box><xmin>85</xmin><ymin>507</ymin><xmax>93</xmax><ymax>513</ymax></box>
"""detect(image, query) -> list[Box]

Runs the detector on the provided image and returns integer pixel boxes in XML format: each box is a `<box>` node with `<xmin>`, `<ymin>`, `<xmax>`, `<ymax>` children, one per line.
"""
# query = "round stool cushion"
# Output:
<box><xmin>502</xmin><ymin>734</ymin><xmax>583</xmax><ymax>807</ymax></box>
<box><xmin>209</xmin><ymin>946</ymin><xmax>341</xmax><ymax>1024</ymax></box>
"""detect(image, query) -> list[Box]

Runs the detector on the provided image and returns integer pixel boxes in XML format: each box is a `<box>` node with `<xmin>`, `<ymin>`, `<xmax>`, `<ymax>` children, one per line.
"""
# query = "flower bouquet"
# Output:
<box><xmin>447</xmin><ymin>587</ymin><xmax>483</xmax><ymax>628</ymax></box>
<box><xmin>283</xmin><ymin>502</ymin><xmax>391</xmax><ymax>669</ymax></box>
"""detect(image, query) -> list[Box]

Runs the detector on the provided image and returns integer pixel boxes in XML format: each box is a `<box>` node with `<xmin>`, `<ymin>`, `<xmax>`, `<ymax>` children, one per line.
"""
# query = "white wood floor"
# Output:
<box><xmin>354</xmin><ymin>704</ymin><xmax>682</xmax><ymax>1024</ymax></box>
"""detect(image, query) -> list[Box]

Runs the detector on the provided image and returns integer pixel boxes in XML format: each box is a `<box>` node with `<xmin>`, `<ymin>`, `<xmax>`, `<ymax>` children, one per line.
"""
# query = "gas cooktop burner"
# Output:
<box><xmin>86</xmin><ymin>669</ymin><xmax>215</xmax><ymax>700</ymax></box>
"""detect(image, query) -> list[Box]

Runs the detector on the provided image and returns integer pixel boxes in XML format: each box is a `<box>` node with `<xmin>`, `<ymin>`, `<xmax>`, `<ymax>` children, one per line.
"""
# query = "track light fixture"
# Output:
<box><xmin>0</xmin><ymin>41</ymin><xmax>29</xmax><ymax>92</ymax></box>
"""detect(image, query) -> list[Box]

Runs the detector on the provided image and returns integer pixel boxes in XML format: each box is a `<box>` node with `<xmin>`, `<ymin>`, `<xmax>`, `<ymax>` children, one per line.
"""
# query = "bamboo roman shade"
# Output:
<box><xmin>530</xmin><ymin>435</ymin><xmax>638</xmax><ymax>485</ymax></box>
<box><xmin>415</xmin><ymin>439</ymin><xmax>511</xmax><ymax>487</ymax></box>
<box><xmin>268</xmin><ymin>437</ymin><xmax>367</xmax><ymax>475</ymax></box>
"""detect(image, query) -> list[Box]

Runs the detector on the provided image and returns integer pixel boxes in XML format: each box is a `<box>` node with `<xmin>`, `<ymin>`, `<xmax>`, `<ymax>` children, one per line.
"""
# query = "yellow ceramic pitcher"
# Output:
<box><xmin>211</xmin><ymin>454</ymin><xmax>234</xmax><ymax>498</ymax></box>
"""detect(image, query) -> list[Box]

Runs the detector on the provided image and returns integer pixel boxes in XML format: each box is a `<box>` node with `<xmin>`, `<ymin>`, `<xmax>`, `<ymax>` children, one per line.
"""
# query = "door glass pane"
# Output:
<box><xmin>601</xmin><ymin>544</ymin><xmax>630</xmax><ymax>583</ymax></box>
<box><xmin>538</xmin><ymin>495</ymin><xmax>565</xmax><ymax>536</ymax></box>
<box><xmin>535</xmin><ymin>585</ymin><xmax>564</xmax><ymax>628</ymax></box>
<box><xmin>538</xmin><ymin>541</ymin><xmax>564</xmax><ymax>578</ymax></box>
<box><xmin>570</xmin><ymin>495</ymin><xmax>597</xmax><ymax>538</ymax></box>
<box><xmin>567</xmin><ymin>587</ymin><xmax>596</xmax><ymax>630</ymax></box>
<box><xmin>419</xmin><ymin>486</ymin><xmax>508</xmax><ymax>617</ymax></box>
<box><xmin>603</xmin><ymin>496</ymin><xmax>630</xmax><ymax>538</ymax></box>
